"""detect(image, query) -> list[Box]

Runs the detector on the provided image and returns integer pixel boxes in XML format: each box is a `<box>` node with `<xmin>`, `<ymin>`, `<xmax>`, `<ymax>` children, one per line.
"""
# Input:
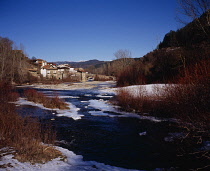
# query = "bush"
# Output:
<box><xmin>163</xmin><ymin>59</ymin><xmax>210</xmax><ymax>124</ymax></box>
<box><xmin>0</xmin><ymin>82</ymin><xmax>19</xmax><ymax>102</ymax></box>
<box><xmin>117</xmin><ymin>62</ymin><xmax>146</xmax><ymax>87</ymax></box>
<box><xmin>116</xmin><ymin>58</ymin><xmax>210</xmax><ymax>123</ymax></box>
<box><xmin>94</xmin><ymin>74</ymin><xmax>113</xmax><ymax>81</ymax></box>
<box><xmin>116</xmin><ymin>87</ymin><xmax>151</xmax><ymax>113</ymax></box>
<box><xmin>0</xmin><ymin>82</ymin><xmax>63</xmax><ymax>163</ymax></box>
<box><xmin>24</xmin><ymin>89</ymin><xmax>69</xmax><ymax>109</ymax></box>
<box><xmin>114</xmin><ymin>59</ymin><xmax>210</xmax><ymax>169</ymax></box>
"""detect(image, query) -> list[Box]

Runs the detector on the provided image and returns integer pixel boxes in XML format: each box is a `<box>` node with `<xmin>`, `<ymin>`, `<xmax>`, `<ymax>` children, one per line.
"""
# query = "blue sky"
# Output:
<box><xmin>0</xmin><ymin>0</ymin><xmax>180</xmax><ymax>62</ymax></box>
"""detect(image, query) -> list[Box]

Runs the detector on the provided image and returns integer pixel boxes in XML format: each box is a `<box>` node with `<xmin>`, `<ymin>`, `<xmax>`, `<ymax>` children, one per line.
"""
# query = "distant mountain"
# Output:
<box><xmin>54</xmin><ymin>59</ymin><xmax>108</xmax><ymax>69</ymax></box>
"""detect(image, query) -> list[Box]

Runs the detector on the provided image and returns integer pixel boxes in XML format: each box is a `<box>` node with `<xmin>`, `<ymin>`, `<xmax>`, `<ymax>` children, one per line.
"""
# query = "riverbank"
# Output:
<box><xmin>2</xmin><ymin>81</ymin><xmax>148</xmax><ymax>171</ymax></box>
<box><xmin>7</xmin><ymin>81</ymin><xmax>209</xmax><ymax>170</ymax></box>
<box><xmin>17</xmin><ymin>81</ymin><xmax>115</xmax><ymax>90</ymax></box>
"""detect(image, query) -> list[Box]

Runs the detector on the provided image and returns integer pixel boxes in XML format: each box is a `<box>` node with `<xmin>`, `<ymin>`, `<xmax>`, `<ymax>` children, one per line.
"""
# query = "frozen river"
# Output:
<box><xmin>16</xmin><ymin>82</ymin><xmax>180</xmax><ymax>170</ymax></box>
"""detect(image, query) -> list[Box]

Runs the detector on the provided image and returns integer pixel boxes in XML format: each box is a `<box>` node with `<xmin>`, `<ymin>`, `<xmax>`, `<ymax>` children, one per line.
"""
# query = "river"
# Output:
<box><xmin>16</xmin><ymin>82</ymin><xmax>181</xmax><ymax>170</ymax></box>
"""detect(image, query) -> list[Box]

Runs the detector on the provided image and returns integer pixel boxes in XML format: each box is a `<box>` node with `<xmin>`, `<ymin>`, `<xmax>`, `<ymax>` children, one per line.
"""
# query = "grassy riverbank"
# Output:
<box><xmin>24</xmin><ymin>89</ymin><xmax>69</xmax><ymax>110</ymax></box>
<box><xmin>114</xmin><ymin>60</ymin><xmax>210</xmax><ymax>170</ymax></box>
<box><xmin>0</xmin><ymin>82</ymin><xmax>64</xmax><ymax>164</ymax></box>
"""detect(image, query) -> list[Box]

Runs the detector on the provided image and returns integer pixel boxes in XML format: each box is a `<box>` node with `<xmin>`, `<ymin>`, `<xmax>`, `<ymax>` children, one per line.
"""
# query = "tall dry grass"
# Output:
<box><xmin>0</xmin><ymin>82</ymin><xmax>63</xmax><ymax>163</ymax></box>
<box><xmin>24</xmin><ymin>89</ymin><xmax>69</xmax><ymax>110</ymax></box>
<box><xmin>116</xmin><ymin>59</ymin><xmax>210</xmax><ymax>123</ymax></box>
<box><xmin>115</xmin><ymin>59</ymin><xmax>210</xmax><ymax>169</ymax></box>
<box><xmin>163</xmin><ymin>59</ymin><xmax>210</xmax><ymax>124</ymax></box>
<box><xmin>162</xmin><ymin>59</ymin><xmax>210</xmax><ymax>170</ymax></box>
<box><xmin>94</xmin><ymin>74</ymin><xmax>113</xmax><ymax>81</ymax></box>
<box><xmin>115</xmin><ymin>86</ymin><xmax>153</xmax><ymax>113</ymax></box>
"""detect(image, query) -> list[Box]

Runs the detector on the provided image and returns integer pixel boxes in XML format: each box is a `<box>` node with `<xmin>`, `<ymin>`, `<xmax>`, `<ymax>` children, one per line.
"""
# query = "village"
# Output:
<box><xmin>28</xmin><ymin>58</ymin><xmax>114</xmax><ymax>82</ymax></box>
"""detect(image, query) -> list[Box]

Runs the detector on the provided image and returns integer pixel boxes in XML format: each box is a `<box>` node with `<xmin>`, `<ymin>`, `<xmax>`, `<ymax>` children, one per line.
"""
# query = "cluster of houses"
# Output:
<box><xmin>29</xmin><ymin>59</ymin><xmax>87</xmax><ymax>81</ymax></box>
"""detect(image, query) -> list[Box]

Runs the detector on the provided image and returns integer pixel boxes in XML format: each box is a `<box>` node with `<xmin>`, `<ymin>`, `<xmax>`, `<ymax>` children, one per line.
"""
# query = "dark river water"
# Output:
<box><xmin>16</xmin><ymin>82</ymin><xmax>182</xmax><ymax>170</ymax></box>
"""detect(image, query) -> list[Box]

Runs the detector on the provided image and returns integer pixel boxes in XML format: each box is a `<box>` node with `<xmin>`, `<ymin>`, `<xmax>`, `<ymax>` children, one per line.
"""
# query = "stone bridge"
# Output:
<box><xmin>75</xmin><ymin>72</ymin><xmax>115</xmax><ymax>82</ymax></box>
<box><xmin>86</xmin><ymin>73</ymin><xmax>115</xmax><ymax>81</ymax></box>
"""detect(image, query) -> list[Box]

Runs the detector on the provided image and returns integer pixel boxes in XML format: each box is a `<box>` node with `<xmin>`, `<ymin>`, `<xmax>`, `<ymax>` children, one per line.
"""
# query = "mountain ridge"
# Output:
<box><xmin>53</xmin><ymin>59</ymin><xmax>108</xmax><ymax>69</ymax></box>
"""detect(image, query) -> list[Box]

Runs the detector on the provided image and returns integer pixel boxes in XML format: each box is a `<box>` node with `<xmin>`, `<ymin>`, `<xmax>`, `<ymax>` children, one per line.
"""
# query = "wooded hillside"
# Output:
<box><xmin>117</xmin><ymin>10</ymin><xmax>210</xmax><ymax>86</ymax></box>
<box><xmin>0</xmin><ymin>37</ymin><xmax>30</xmax><ymax>84</ymax></box>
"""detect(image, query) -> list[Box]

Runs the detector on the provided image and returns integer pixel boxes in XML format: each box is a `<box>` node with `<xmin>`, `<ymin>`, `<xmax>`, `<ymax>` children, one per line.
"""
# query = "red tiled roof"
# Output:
<box><xmin>42</xmin><ymin>65</ymin><xmax>57</xmax><ymax>70</ymax></box>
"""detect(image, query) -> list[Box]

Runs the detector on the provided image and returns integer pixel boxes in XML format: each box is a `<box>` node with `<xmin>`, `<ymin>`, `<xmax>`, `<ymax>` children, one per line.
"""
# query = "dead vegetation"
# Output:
<box><xmin>0</xmin><ymin>82</ymin><xmax>65</xmax><ymax>164</ymax></box>
<box><xmin>24</xmin><ymin>89</ymin><xmax>69</xmax><ymax>110</ymax></box>
<box><xmin>115</xmin><ymin>59</ymin><xmax>210</xmax><ymax>170</ymax></box>
<box><xmin>116</xmin><ymin>59</ymin><xmax>210</xmax><ymax>122</ymax></box>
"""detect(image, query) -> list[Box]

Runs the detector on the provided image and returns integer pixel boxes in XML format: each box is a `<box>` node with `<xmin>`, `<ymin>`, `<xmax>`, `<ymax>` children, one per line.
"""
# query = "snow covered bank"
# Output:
<box><xmin>88</xmin><ymin>99</ymin><xmax>171</xmax><ymax>122</ymax></box>
<box><xmin>0</xmin><ymin>146</ymin><xmax>144</xmax><ymax>171</ymax></box>
<box><xmin>100</xmin><ymin>84</ymin><xmax>168</xmax><ymax>97</ymax></box>
<box><xmin>14</xmin><ymin>98</ymin><xmax>83</xmax><ymax>120</ymax></box>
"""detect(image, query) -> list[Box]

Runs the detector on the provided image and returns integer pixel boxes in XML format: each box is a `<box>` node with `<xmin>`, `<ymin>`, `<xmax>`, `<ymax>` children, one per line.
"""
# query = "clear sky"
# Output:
<box><xmin>0</xmin><ymin>0</ymin><xmax>180</xmax><ymax>62</ymax></box>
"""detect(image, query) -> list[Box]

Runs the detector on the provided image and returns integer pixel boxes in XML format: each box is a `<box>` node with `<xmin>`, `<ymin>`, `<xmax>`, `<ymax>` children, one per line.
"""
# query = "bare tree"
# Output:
<box><xmin>114</xmin><ymin>49</ymin><xmax>132</xmax><ymax>59</ymax></box>
<box><xmin>0</xmin><ymin>37</ymin><xmax>29</xmax><ymax>83</ymax></box>
<box><xmin>0</xmin><ymin>37</ymin><xmax>13</xmax><ymax>81</ymax></box>
<box><xmin>177</xmin><ymin>0</ymin><xmax>210</xmax><ymax>35</ymax></box>
<box><xmin>113</xmin><ymin>49</ymin><xmax>134</xmax><ymax>76</ymax></box>
<box><xmin>178</xmin><ymin>0</ymin><xmax>209</xmax><ymax>19</ymax></box>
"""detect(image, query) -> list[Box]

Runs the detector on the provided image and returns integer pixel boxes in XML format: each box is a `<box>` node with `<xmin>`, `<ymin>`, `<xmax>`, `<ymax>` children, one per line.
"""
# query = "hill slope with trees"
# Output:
<box><xmin>117</xmin><ymin>10</ymin><xmax>210</xmax><ymax>86</ymax></box>
<box><xmin>0</xmin><ymin>36</ymin><xmax>31</xmax><ymax>84</ymax></box>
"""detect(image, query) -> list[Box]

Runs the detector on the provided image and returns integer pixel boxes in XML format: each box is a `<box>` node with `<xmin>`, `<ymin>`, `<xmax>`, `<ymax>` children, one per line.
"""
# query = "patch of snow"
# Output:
<box><xmin>89</xmin><ymin>99</ymin><xmax>115</xmax><ymax>112</ymax></box>
<box><xmin>199</xmin><ymin>141</ymin><xmax>210</xmax><ymax>151</ymax></box>
<box><xmin>96</xmin><ymin>94</ymin><xmax>113</xmax><ymax>98</ymax></box>
<box><xmin>88</xmin><ymin>99</ymin><xmax>165</xmax><ymax>122</ymax></box>
<box><xmin>0</xmin><ymin>146</ymin><xmax>143</xmax><ymax>171</ymax></box>
<box><xmin>81</xmin><ymin>101</ymin><xmax>88</xmax><ymax>103</ymax></box>
<box><xmin>45</xmin><ymin>95</ymin><xmax>80</xmax><ymax>99</ymax></box>
<box><xmin>100</xmin><ymin>84</ymin><xmax>168</xmax><ymax>97</ymax></box>
<box><xmin>89</xmin><ymin>111</ymin><xmax>111</xmax><ymax>116</ymax></box>
<box><xmin>56</xmin><ymin>103</ymin><xmax>83</xmax><ymax>120</ymax></box>
<box><xmin>84</xmin><ymin>94</ymin><xmax>92</xmax><ymax>97</ymax></box>
<box><xmin>139</xmin><ymin>132</ymin><xmax>147</xmax><ymax>136</ymax></box>
<box><xmin>13</xmin><ymin>98</ymin><xmax>83</xmax><ymax>120</ymax></box>
<box><xmin>164</xmin><ymin>132</ymin><xmax>185</xmax><ymax>142</ymax></box>
<box><xmin>13</xmin><ymin>98</ymin><xmax>54</xmax><ymax>110</ymax></box>
<box><xmin>58</xmin><ymin>96</ymin><xmax>80</xmax><ymax>99</ymax></box>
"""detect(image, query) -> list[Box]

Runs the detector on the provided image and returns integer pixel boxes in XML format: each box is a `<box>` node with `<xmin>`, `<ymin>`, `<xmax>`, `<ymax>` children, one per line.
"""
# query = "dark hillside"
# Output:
<box><xmin>158</xmin><ymin>11</ymin><xmax>210</xmax><ymax>48</ymax></box>
<box><xmin>117</xmin><ymin>10</ymin><xmax>210</xmax><ymax>86</ymax></box>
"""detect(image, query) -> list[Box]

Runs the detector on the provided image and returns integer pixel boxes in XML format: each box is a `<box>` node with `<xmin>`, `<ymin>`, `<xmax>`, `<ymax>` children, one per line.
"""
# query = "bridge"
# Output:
<box><xmin>75</xmin><ymin>72</ymin><xmax>116</xmax><ymax>82</ymax></box>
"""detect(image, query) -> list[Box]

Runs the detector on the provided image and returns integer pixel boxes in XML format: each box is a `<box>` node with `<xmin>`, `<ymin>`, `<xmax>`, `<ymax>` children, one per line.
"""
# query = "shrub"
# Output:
<box><xmin>0</xmin><ymin>82</ymin><xmax>19</xmax><ymax>102</ymax></box>
<box><xmin>0</xmin><ymin>82</ymin><xmax>63</xmax><ymax>163</ymax></box>
<box><xmin>117</xmin><ymin>62</ymin><xmax>146</xmax><ymax>87</ymax></box>
<box><xmin>116</xmin><ymin>58</ymin><xmax>210</xmax><ymax>123</ymax></box>
<box><xmin>94</xmin><ymin>74</ymin><xmax>113</xmax><ymax>81</ymax></box>
<box><xmin>24</xmin><ymin>89</ymin><xmax>47</xmax><ymax>103</ymax></box>
<box><xmin>115</xmin><ymin>86</ymin><xmax>156</xmax><ymax>114</ymax></box>
<box><xmin>163</xmin><ymin>59</ymin><xmax>210</xmax><ymax>124</ymax></box>
<box><xmin>24</xmin><ymin>89</ymin><xmax>69</xmax><ymax>110</ymax></box>
<box><xmin>114</xmin><ymin>59</ymin><xmax>210</xmax><ymax>169</ymax></box>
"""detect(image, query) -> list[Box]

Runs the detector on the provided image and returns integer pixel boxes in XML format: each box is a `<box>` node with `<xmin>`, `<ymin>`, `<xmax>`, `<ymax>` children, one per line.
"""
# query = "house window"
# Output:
<box><xmin>47</xmin><ymin>71</ymin><xmax>50</xmax><ymax>74</ymax></box>
<box><xmin>53</xmin><ymin>71</ymin><xmax>57</xmax><ymax>74</ymax></box>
